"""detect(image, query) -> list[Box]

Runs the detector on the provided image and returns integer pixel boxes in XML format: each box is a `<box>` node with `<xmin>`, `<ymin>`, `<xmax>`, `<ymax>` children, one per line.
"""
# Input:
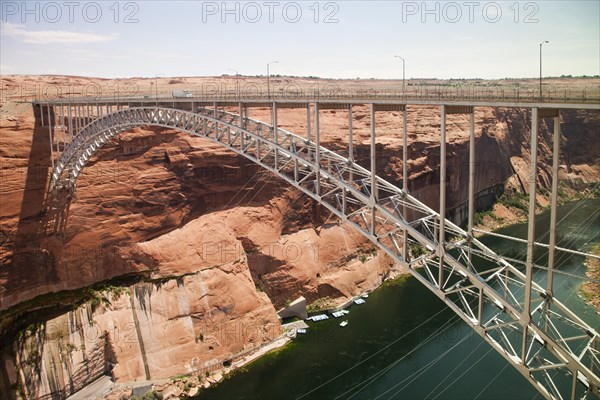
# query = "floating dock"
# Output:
<box><xmin>307</xmin><ymin>314</ymin><xmax>329</xmax><ymax>322</ymax></box>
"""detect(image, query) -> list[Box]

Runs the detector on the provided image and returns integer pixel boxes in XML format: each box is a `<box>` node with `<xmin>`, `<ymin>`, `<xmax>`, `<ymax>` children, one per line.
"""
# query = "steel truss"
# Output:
<box><xmin>46</xmin><ymin>105</ymin><xmax>599</xmax><ymax>400</ymax></box>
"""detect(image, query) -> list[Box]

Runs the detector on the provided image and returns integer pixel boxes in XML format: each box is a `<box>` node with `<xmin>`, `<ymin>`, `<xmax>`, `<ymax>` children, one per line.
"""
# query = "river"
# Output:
<box><xmin>193</xmin><ymin>198</ymin><xmax>600</xmax><ymax>400</ymax></box>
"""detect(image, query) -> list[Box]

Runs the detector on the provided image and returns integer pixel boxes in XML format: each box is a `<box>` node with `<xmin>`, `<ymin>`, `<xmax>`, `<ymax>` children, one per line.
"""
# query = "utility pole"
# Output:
<box><xmin>394</xmin><ymin>55</ymin><xmax>406</xmax><ymax>98</ymax></box>
<box><xmin>539</xmin><ymin>41</ymin><xmax>549</xmax><ymax>100</ymax></box>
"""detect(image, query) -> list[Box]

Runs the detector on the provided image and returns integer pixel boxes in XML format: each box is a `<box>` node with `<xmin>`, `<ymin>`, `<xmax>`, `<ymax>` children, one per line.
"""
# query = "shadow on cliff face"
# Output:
<box><xmin>560</xmin><ymin>110</ymin><xmax>600</xmax><ymax>166</ymax></box>
<box><xmin>0</xmin><ymin>106</ymin><xmax>71</xmax><ymax>397</ymax></box>
<box><xmin>2</xmin><ymin>105</ymin><xmax>63</xmax><ymax>308</ymax></box>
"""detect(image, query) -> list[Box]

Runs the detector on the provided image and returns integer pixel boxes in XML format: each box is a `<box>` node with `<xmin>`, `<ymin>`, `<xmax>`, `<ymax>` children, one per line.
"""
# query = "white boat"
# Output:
<box><xmin>332</xmin><ymin>311</ymin><xmax>344</xmax><ymax>318</ymax></box>
<box><xmin>340</xmin><ymin>320</ymin><xmax>349</xmax><ymax>327</ymax></box>
<box><xmin>297</xmin><ymin>329</ymin><xmax>307</xmax><ymax>334</ymax></box>
<box><xmin>341</xmin><ymin>310</ymin><xmax>350</xmax><ymax>315</ymax></box>
<box><xmin>354</xmin><ymin>298</ymin><xmax>366</xmax><ymax>305</ymax></box>
<box><xmin>362</xmin><ymin>293</ymin><xmax>369</xmax><ymax>298</ymax></box>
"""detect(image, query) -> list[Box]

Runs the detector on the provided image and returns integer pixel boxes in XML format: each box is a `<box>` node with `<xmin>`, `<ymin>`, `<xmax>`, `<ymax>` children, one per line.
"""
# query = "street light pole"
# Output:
<box><xmin>227</xmin><ymin>69</ymin><xmax>239</xmax><ymax>99</ymax></box>
<box><xmin>155</xmin><ymin>73</ymin><xmax>165</xmax><ymax>106</ymax></box>
<box><xmin>394</xmin><ymin>55</ymin><xmax>405</xmax><ymax>98</ymax></box>
<box><xmin>267</xmin><ymin>61</ymin><xmax>278</xmax><ymax>100</ymax></box>
<box><xmin>539</xmin><ymin>41</ymin><xmax>549</xmax><ymax>100</ymax></box>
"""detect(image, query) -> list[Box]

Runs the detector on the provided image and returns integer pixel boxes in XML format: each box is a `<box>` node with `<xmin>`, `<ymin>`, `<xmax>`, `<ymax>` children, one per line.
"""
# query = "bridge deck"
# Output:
<box><xmin>33</xmin><ymin>96</ymin><xmax>600</xmax><ymax>110</ymax></box>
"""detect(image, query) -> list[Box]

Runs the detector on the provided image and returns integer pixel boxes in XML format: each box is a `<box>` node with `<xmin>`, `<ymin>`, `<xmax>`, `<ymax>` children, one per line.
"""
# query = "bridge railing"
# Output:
<box><xmin>13</xmin><ymin>84</ymin><xmax>600</xmax><ymax>105</ymax></box>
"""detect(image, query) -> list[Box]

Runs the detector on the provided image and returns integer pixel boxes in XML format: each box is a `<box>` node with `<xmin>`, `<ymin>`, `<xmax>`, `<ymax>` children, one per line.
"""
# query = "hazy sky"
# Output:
<box><xmin>1</xmin><ymin>0</ymin><xmax>599</xmax><ymax>79</ymax></box>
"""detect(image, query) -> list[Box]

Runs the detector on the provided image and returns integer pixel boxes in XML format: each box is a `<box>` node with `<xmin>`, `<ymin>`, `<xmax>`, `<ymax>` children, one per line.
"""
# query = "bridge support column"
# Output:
<box><xmin>402</xmin><ymin>107</ymin><xmax>408</xmax><ymax>194</ymax></box>
<box><xmin>348</xmin><ymin>104</ymin><xmax>354</xmax><ymax>168</ymax></box>
<box><xmin>402</xmin><ymin>106</ymin><xmax>408</xmax><ymax>261</ymax></box>
<box><xmin>468</xmin><ymin>109</ymin><xmax>476</xmax><ymax>263</ymax></box>
<box><xmin>67</xmin><ymin>105</ymin><xmax>73</xmax><ymax>140</ymax></box>
<box><xmin>315</xmin><ymin>102</ymin><xmax>320</xmax><ymax>197</ymax></box>
<box><xmin>307</xmin><ymin>103</ymin><xmax>312</xmax><ymax>146</ymax></box>
<box><xmin>273</xmin><ymin>102</ymin><xmax>279</xmax><ymax>171</ymax></box>
<box><xmin>545</xmin><ymin>109</ymin><xmax>560</xmax><ymax>296</ymax></box>
<box><xmin>62</xmin><ymin>104</ymin><xmax>67</xmax><ymax>149</ymax></box>
<box><xmin>370</xmin><ymin>104</ymin><xmax>377</xmax><ymax>235</ymax></box>
<box><xmin>522</xmin><ymin>107</ymin><xmax>538</xmax><ymax>363</ymax></box>
<box><xmin>47</xmin><ymin>105</ymin><xmax>55</xmax><ymax>171</ymax></box>
<box><xmin>438</xmin><ymin>105</ymin><xmax>446</xmax><ymax>290</ymax></box>
<box><xmin>59</xmin><ymin>105</ymin><xmax>65</xmax><ymax>156</ymax></box>
<box><xmin>344</xmin><ymin>104</ymin><xmax>354</xmax><ymax>215</ymax></box>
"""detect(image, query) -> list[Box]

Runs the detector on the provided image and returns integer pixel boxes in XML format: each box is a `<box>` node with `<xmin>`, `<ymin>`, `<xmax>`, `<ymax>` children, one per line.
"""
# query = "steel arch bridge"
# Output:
<box><xmin>40</xmin><ymin>101</ymin><xmax>599</xmax><ymax>400</ymax></box>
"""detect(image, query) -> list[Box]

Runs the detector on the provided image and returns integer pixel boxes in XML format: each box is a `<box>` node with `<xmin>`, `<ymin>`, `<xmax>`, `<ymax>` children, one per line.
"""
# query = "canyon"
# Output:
<box><xmin>0</xmin><ymin>76</ymin><xmax>598</xmax><ymax>399</ymax></box>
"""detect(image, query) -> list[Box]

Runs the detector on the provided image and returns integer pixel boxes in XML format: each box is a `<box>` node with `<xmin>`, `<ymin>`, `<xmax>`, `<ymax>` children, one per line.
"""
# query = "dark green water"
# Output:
<box><xmin>194</xmin><ymin>199</ymin><xmax>600</xmax><ymax>400</ymax></box>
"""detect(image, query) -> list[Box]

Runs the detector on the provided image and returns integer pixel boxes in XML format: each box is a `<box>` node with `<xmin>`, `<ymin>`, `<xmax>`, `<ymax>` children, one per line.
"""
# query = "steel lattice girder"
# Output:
<box><xmin>48</xmin><ymin>105</ymin><xmax>600</xmax><ymax>400</ymax></box>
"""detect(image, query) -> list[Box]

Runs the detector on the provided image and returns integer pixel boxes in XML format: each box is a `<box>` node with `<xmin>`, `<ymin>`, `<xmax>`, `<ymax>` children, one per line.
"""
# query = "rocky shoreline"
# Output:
<box><xmin>583</xmin><ymin>243</ymin><xmax>600</xmax><ymax>313</ymax></box>
<box><xmin>473</xmin><ymin>183</ymin><xmax>599</xmax><ymax>233</ymax></box>
<box><xmin>103</xmin><ymin>335</ymin><xmax>293</xmax><ymax>400</ymax></box>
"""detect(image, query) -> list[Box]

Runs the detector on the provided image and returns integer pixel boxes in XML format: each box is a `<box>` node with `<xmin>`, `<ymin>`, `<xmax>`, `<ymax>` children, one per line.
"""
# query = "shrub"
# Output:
<box><xmin>474</xmin><ymin>210</ymin><xmax>496</xmax><ymax>225</ymax></box>
<box><xmin>498</xmin><ymin>191</ymin><xmax>528</xmax><ymax>212</ymax></box>
<box><xmin>409</xmin><ymin>243</ymin><xmax>427</xmax><ymax>258</ymax></box>
<box><xmin>306</xmin><ymin>297</ymin><xmax>335</xmax><ymax>313</ymax></box>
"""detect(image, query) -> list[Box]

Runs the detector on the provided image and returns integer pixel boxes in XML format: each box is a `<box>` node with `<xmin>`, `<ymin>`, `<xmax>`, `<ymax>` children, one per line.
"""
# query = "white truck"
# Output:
<box><xmin>172</xmin><ymin>90</ymin><xmax>193</xmax><ymax>98</ymax></box>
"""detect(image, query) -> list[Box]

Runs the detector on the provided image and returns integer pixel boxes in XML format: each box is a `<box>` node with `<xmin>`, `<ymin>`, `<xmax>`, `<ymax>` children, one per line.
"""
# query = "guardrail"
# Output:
<box><xmin>13</xmin><ymin>86</ymin><xmax>600</xmax><ymax>105</ymax></box>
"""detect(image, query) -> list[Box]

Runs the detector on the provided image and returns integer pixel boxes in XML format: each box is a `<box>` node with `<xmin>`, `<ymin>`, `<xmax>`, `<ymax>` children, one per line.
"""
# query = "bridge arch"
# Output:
<box><xmin>49</xmin><ymin>106</ymin><xmax>599</xmax><ymax>399</ymax></box>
